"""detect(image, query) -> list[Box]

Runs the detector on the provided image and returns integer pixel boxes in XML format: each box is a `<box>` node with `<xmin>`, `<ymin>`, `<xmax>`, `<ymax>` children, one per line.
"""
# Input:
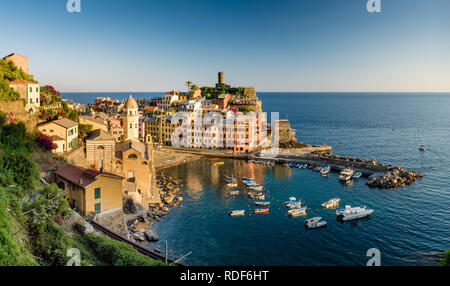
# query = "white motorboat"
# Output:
<box><xmin>321</xmin><ymin>198</ymin><xmax>340</xmax><ymax>209</ymax></box>
<box><xmin>288</xmin><ymin>207</ymin><xmax>307</xmax><ymax>217</ymax></box>
<box><xmin>229</xmin><ymin>210</ymin><xmax>245</xmax><ymax>216</ymax></box>
<box><xmin>336</xmin><ymin>205</ymin><xmax>374</xmax><ymax>221</ymax></box>
<box><xmin>339</xmin><ymin>168</ymin><xmax>354</xmax><ymax>181</ymax></box>
<box><xmin>285</xmin><ymin>201</ymin><xmax>302</xmax><ymax>209</ymax></box>
<box><xmin>227</xmin><ymin>182</ymin><xmax>238</xmax><ymax>187</ymax></box>
<box><xmin>304</xmin><ymin>217</ymin><xmax>327</xmax><ymax>229</ymax></box>
<box><xmin>254</xmin><ymin>201</ymin><xmax>270</xmax><ymax>206</ymax></box>
<box><xmin>249</xmin><ymin>185</ymin><xmax>263</xmax><ymax>191</ymax></box>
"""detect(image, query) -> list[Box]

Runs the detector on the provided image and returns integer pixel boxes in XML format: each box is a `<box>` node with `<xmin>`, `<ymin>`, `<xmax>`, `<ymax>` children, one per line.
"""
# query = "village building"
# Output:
<box><xmin>162</xmin><ymin>91</ymin><xmax>180</xmax><ymax>111</ymax></box>
<box><xmin>9</xmin><ymin>79</ymin><xmax>40</xmax><ymax>112</ymax></box>
<box><xmin>54</xmin><ymin>165</ymin><xmax>124</xmax><ymax>216</ymax></box>
<box><xmin>37</xmin><ymin>118</ymin><xmax>78</xmax><ymax>153</ymax></box>
<box><xmin>274</xmin><ymin>119</ymin><xmax>296</xmax><ymax>144</ymax></box>
<box><xmin>108</xmin><ymin>118</ymin><xmax>123</xmax><ymax>142</ymax></box>
<box><xmin>3</xmin><ymin>52</ymin><xmax>29</xmax><ymax>74</ymax></box>
<box><xmin>79</xmin><ymin>116</ymin><xmax>108</xmax><ymax>132</ymax></box>
<box><xmin>85</xmin><ymin>94</ymin><xmax>160</xmax><ymax>208</ymax></box>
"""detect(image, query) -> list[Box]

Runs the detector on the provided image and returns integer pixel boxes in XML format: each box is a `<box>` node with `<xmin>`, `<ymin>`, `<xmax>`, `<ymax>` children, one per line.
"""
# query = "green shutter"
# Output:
<box><xmin>95</xmin><ymin>188</ymin><xmax>101</xmax><ymax>199</ymax></box>
<box><xmin>94</xmin><ymin>203</ymin><xmax>101</xmax><ymax>214</ymax></box>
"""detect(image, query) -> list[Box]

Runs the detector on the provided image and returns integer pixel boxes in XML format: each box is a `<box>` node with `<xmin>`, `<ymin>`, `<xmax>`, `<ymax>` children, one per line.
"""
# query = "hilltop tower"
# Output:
<box><xmin>218</xmin><ymin>71</ymin><xmax>225</xmax><ymax>85</ymax></box>
<box><xmin>123</xmin><ymin>93</ymin><xmax>139</xmax><ymax>141</ymax></box>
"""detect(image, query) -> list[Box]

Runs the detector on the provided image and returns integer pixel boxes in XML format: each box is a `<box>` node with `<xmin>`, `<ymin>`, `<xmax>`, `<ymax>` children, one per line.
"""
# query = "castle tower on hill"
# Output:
<box><xmin>216</xmin><ymin>71</ymin><xmax>230</xmax><ymax>88</ymax></box>
<box><xmin>123</xmin><ymin>94</ymin><xmax>139</xmax><ymax>141</ymax></box>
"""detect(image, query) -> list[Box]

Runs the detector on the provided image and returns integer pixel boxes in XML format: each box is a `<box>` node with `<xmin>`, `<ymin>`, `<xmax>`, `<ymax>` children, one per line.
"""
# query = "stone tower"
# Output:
<box><xmin>218</xmin><ymin>71</ymin><xmax>225</xmax><ymax>85</ymax></box>
<box><xmin>123</xmin><ymin>94</ymin><xmax>139</xmax><ymax>141</ymax></box>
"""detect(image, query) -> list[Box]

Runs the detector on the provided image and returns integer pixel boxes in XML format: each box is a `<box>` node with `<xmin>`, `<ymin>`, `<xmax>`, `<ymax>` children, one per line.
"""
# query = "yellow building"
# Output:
<box><xmin>55</xmin><ymin>165</ymin><xmax>124</xmax><ymax>216</ymax></box>
<box><xmin>37</xmin><ymin>118</ymin><xmax>78</xmax><ymax>153</ymax></box>
<box><xmin>79</xmin><ymin>116</ymin><xmax>108</xmax><ymax>132</ymax></box>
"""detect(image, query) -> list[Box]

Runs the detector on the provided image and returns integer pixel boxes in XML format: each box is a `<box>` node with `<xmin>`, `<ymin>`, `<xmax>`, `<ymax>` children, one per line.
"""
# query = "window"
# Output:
<box><xmin>36</xmin><ymin>98</ymin><xmax>39</xmax><ymax>103</ymax></box>
<box><xmin>29</xmin><ymin>87</ymin><xmax>32</xmax><ymax>93</ymax></box>
<box><xmin>30</xmin><ymin>99</ymin><xmax>32</xmax><ymax>104</ymax></box>
<box><xmin>36</xmin><ymin>87</ymin><xmax>38</xmax><ymax>92</ymax></box>
<box><xmin>94</xmin><ymin>188</ymin><xmax>101</xmax><ymax>199</ymax></box>
<box><xmin>94</xmin><ymin>203</ymin><xmax>101</xmax><ymax>214</ymax></box>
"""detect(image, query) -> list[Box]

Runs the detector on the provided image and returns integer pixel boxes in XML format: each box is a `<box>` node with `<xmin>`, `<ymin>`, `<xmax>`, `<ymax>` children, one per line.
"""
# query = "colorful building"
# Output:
<box><xmin>37</xmin><ymin>118</ymin><xmax>78</xmax><ymax>153</ymax></box>
<box><xmin>55</xmin><ymin>165</ymin><xmax>124</xmax><ymax>216</ymax></box>
<box><xmin>9</xmin><ymin>79</ymin><xmax>40</xmax><ymax>112</ymax></box>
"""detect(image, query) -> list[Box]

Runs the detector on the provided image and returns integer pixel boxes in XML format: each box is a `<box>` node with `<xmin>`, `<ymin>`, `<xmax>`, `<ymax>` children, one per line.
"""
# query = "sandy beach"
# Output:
<box><xmin>153</xmin><ymin>148</ymin><xmax>204</xmax><ymax>170</ymax></box>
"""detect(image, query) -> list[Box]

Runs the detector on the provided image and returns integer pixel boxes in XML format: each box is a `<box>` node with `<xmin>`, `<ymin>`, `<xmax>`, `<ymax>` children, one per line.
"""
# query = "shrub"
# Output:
<box><xmin>438</xmin><ymin>250</ymin><xmax>450</xmax><ymax>266</ymax></box>
<box><xmin>36</xmin><ymin>133</ymin><xmax>57</xmax><ymax>151</ymax></box>
<box><xmin>81</xmin><ymin>233</ymin><xmax>166</xmax><ymax>266</ymax></box>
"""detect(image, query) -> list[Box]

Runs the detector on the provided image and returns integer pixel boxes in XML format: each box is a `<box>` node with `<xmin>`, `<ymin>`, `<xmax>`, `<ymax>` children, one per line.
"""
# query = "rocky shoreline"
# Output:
<box><xmin>366</xmin><ymin>166</ymin><xmax>423</xmax><ymax>189</ymax></box>
<box><xmin>126</xmin><ymin>172</ymin><xmax>185</xmax><ymax>243</ymax></box>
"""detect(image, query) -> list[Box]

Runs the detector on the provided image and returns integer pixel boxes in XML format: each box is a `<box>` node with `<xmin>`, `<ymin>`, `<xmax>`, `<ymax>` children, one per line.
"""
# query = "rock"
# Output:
<box><xmin>144</xmin><ymin>229</ymin><xmax>159</xmax><ymax>241</ymax></box>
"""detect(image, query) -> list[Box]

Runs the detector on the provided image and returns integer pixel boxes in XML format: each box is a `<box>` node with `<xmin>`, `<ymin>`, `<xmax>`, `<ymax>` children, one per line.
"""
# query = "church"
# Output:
<box><xmin>86</xmin><ymin>94</ymin><xmax>160</xmax><ymax>208</ymax></box>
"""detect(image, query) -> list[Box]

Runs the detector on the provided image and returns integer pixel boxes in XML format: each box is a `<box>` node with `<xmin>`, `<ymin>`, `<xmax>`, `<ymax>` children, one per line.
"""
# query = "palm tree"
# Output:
<box><xmin>185</xmin><ymin>81</ymin><xmax>192</xmax><ymax>93</ymax></box>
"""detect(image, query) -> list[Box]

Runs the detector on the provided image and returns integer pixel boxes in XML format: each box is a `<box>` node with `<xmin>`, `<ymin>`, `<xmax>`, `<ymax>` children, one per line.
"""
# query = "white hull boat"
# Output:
<box><xmin>336</xmin><ymin>205</ymin><xmax>374</xmax><ymax>221</ymax></box>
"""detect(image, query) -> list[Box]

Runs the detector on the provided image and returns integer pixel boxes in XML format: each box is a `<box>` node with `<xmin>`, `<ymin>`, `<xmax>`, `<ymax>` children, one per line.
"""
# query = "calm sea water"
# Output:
<box><xmin>62</xmin><ymin>92</ymin><xmax>450</xmax><ymax>265</ymax></box>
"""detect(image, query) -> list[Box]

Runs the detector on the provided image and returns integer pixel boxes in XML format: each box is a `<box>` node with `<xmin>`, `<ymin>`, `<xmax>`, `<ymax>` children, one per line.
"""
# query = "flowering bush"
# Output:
<box><xmin>36</xmin><ymin>133</ymin><xmax>57</xmax><ymax>151</ymax></box>
<box><xmin>43</xmin><ymin>85</ymin><xmax>61</xmax><ymax>97</ymax></box>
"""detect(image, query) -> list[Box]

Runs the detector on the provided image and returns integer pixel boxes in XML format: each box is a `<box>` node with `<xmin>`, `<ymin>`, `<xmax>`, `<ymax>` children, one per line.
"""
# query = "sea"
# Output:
<box><xmin>61</xmin><ymin>92</ymin><xmax>450</xmax><ymax>266</ymax></box>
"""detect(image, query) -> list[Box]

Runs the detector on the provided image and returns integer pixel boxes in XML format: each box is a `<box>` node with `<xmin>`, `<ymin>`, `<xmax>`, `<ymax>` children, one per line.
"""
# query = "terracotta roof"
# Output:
<box><xmin>81</xmin><ymin>116</ymin><xmax>107</xmax><ymax>126</ymax></box>
<box><xmin>38</xmin><ymin>118</ymin><xmax>78</xmax><ymax>129</ymax></box>
<box><xmin>3</xmin><ymin>52</ymin><xmax>28</xmax><ymax>59</ymax></box>
<box><xmin>9</xmin><ymin>79</ymin><xmax>37</xmax><ymax>85</ymax></box>
<box><xmin>87</xmin><ymin>129</ymin><xmax>115</xmax><ymax>141</ymax></box>
<box><xmin>144</xmin><ymin>106</ymin><xmax>157</xmax><ymax>111</ymax></box>
<box><xmin>55</xmin><ymin>165</ymin><xmax>123</xmax><ymax>189</ymax></box>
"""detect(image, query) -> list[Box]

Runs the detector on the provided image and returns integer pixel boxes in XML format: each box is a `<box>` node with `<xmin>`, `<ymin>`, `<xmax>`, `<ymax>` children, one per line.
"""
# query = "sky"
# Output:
<box><xmin>1</xmin><ymin>0</ymin><xmax>449</xmax><ymax>92</ymax></box>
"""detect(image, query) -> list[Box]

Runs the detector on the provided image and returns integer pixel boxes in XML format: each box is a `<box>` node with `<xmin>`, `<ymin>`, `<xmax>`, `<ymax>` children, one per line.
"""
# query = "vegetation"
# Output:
<box><xmin>200</xmin><ymin>86</ymin><xmax>249</xmax><ymax>99</ymax></box>
<box><xmin>438</xmin><ymin>250</ymin><xmax>450</xmax><ymax>266</ymax></box>
<box><xmin>40</xmin><ymin>85</ymin><xmax>61</xmax><ymax>106</ymax></box>
<box><xmin>0</xmin><ymin>59</ymin><xmax>35</xmax><ymax>102</ymax></box>
<box><xmin>185</xmin><ymin>81</ymin><xmax>192</xmax><ymax>94</ymax></box>
<box><xmin>0</xmin><ymin>112</ymin><xmax>166</xmax><ymax>266</ymax></box>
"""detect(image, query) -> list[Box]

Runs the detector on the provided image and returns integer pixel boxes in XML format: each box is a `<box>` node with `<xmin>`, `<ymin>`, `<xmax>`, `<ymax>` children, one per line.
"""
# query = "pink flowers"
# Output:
<box><xmin>43</xmin><ymin>85</ymin><xmax>61</xmax><ymax>97</ymax></box>
<box><xmin>36</xmin><ymin>133</ymin><xmax>57</xmax><ymax>151</ymax></box>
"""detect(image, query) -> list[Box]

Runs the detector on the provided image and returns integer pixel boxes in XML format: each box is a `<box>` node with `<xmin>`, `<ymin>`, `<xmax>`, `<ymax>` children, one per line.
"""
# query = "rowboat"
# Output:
<box><xmin>242</xmin><ymin>177</ymin><xmax>254</xmax><ymax>181</ymax></box>
<box><xmin>249</xmin><ymin>185</ymin><xmax>263</xmax><ymax>191</ymax></box>
<box><xmin>352</xmin><ymin>172</ymin><xmax>362</xmax><ymax>179</ymax></box>
<box><xmin>209</xmin><ymin>158</ymin><xmax>220</xmax><ymax>161</ymax></box>
<box><xmin>285</xmin><ymin>201</ymin><xmax>302</xmax><ymax>209</ymax></box>
<box><xmin>304</xmin><ymin>217</ymin><xmax>327</xmax><ymax>229</ymax></box>
<box><xmin>213</xmin><ymin>162</ymin><xmax>225</xmax><ymax>166</ymax></box>
<box><xmin>254</xmin><ymin>201</ymin><xmax>270</xmax><ymax>206</ymax></box>
<box><xmin>288</xmin><ymin>207</ymin><xmax>306</xmax><ymax>217</ymax></box>
<box><xmin>229</xmin><ymin>210</ymin><xmax>245</xmax><ymax>216</ymax></box>
<box><xmin>321</xmin><ymin>198</ymin><xmax>340</xmax><ymax>209</ymax></box>
<box><xmin>254</xmin><ymin>208</ymin><xmax>269</xmax><ymax>214</ymax></box>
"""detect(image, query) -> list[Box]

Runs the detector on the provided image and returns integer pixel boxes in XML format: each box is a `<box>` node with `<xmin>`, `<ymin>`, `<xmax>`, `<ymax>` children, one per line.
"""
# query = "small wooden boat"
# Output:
<box><xmin>229</xmin><ymin>210</ymin><xmax>245</xmax><ymax>216</ymax></box>
<box><xmin>419</xmin><ymin>145</ymin><xmax>426</xmax><ymax>151</ymax></box>
<box><xmin>209</xmin><ymin>158</ymin><xmax>220</xmax><ymax>161</ymax></box>
<box><xmin>249</xmin><ymin>185</ymin><xmax>263</xmax><ymax>191</ymax></box>
<box><xmin>248</xmin><ymin>193</ymin><xmax>265</xmax><ymax>200</ymax></box>
<box><xmin>213</xmin><ymin>162</ymin><xmax>225</xmax><ymax>166</ymax></box>
<box><xmin>288</xmin><ymin>207</ymin><xmax>306</xmax><ymax>217</ymax></box>
<box><xmin>254</xmin><ymin>208</ymin><xmax>269</xmax><ymax>214</ymax></box>
<box><xmin>352</xmin><ymin>172</ymin><xmax>362</xmax><ymax>179</ymax></box>
<box><xmin>285</xmin><ymin>201</ymin><xmax>302</xmax><ymax>209</ymax></box>
<box><xmin>321</xmin><ymin>198</ymin><xmax>340</xmax><ymax>209</ymax></box>
<box><xmin>254</xmin><ymin>201</ymin><xmax>270</xmax><ymax>206</ymax></box>
<box><xmin>242</xmin><ymin>177</ymin><xmax>254</xmax><ymax>181</ymax></box>
<box><xmin>229</xmin><ymin>190</ymin><xmax>239</xmax><ymax>195</ymax></box>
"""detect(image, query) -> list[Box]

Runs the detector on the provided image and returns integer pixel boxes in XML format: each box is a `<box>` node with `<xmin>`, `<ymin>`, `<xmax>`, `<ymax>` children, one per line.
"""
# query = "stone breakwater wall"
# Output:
<box><xmin>366</xmin><ymin>166</ymin><xmax>423</xmax><ymax>189</ymax></box>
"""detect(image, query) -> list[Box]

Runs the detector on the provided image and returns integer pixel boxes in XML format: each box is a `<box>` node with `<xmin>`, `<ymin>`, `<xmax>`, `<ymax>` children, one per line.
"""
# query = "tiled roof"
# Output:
<box><xmin>38</xmin><ymin>118</ymin><xmax>78</xmax><ymax>129</ymax></box>
<box><xmin>9</xmin><ymin>79</ymin><xmax>37</xmax><ymax>85</ymax></box>
<box><xmin>81</xmin><ymin>116</ymin><xmax>107</xmax><ymax>126</ymax></box>
<box><xmin>55</xmin><ymin>165</ymin><xmax>123</xmax><ymax>189</ymax></box>
<box><xmin>87</xmin><ymin>129</ymin><xmax>115</xmax><ymax>141</ymax></box>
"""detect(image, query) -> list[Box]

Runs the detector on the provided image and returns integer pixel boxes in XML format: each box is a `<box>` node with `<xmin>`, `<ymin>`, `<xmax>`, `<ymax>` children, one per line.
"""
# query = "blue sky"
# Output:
<box><xmin>1</xmin><ymin>0</ymin><xmax>449</xmax><ymax>92</ymax></box>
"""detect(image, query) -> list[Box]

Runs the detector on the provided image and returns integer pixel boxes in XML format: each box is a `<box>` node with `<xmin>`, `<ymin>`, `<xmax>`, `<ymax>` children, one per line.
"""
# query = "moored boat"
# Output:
<box><xmin>229</xmin><ymin>210</ymin><xmax>245</xmax><ymax>216</ymax></box>
<box><xmin>214</xmin><ymin>162</ymin><xmax>225</xmax><ymax>166</ymax></box>
<box><xmin>285</xmin><ymin>201</ymin><xmax>302</xmax><ymax>209</ymax></box>
<box><xmin>249</xmin><ymin>185</ymin><xmax>263</xmax><ymax>191</ymax></box>
<box><xmin>321</xmin><ymin>198</ymin><xmax>340</xmax><ymax>209</ymax></box>
<box><xmin>288</xmin><ymin>207</ymin><xmax>306</xmax><ymax>217</ymax></box>
<box><xmin>339</xmin><ymin>168</ymin><xmax>354</xmax><ymax>181</ymax></box>
<box><xmin>242</xmin><ymin>177</ymin><xmax>254</xmax><ymax>181</ymax></box>
<box><xmin>254</xmin><ymin>208</ymin><xmax>269</xmax><ymax>214</ymax></box>
<box><xmin>419</xmin><ymin>145</ymin><xmax>426</xmax><ymax>151</ymax></box>
<box><xmin>226</xmin><ymin>182</ymin><xmax>238</xmax><ymax>187</ymax></box>
<box><xmin>352</xmin><ymin>172</ymin><xmax>362</xmax><ymax>179</ymax></box>
<box><xmin>304</xmin><ymin>217</ymin><xmax>327</xmax><ymax>229</ymax></box>
<box><xmin>336</xmin><ymin>205</ymin><xmax>374</xmax><ymax>221</ymax></box>
<box><xmin>229</xmin><ymin>190</ymin><xmax>239</xmax><ymax>195</ymax></box>
<box><xmin>254</xmin><ymin>201</ymin><xmax>270</xmax><ymax>206</ymax></box>
<box><xmin>209</xmin><ymin>158</ymin><xmax>220</xmax><ymax>161</ymax></box>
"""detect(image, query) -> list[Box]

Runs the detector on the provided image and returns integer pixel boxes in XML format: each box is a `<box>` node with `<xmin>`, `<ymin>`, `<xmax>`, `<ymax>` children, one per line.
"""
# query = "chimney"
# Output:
<box><xmin>79</xmin><ymin>178</ymin><xmax>83</xmax><ymax>185</ymax></box>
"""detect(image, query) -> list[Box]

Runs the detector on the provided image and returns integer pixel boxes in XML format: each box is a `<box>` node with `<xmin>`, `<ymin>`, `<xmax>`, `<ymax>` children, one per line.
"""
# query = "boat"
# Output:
<box><xmin>283</xmin><ymin>197</ymin><xmax>297</xmax><ymax>205</ymax></box>
<box><xmin>313</xmin><ymin>166</ymin><xmax>322</xmax><ymax>172</ymax></box>
<box><xmin>288</xmin><ymin>207</ymin><xmax>306</xmax><ymax>217</ymax></box>
<box><xmin>229</xmin><ymin>190</ymin><xmax>239</xmax><ymax>195</ymax></box>
<box><xmin>242</xmin><ymin>177</ymin><xmax>254</xmax><ymax>181</ymax></box>
<box><xmin>285</xmin><ymin>201</ymin><xmax>302</xmax><ymax>209</ymax></box>
<box><xmin>214</xmin><ymin>162</ymin><xmax>225</xmax><ymax>166</ymax></box>
<box><xmin>308</xmin><ymin>164</ymin><xmax>314</xmax><ymax>169</ymax></box>
<box><xmin>419</xmin><ymin>145</ymin><xmax>426</xmax><ymax>151</ymax></box>
<box><xmin>254</xmin><ymin>201</ymin><xmax>270</xmax><ymax>206</ymax></box>
<box><xmin>209</xmin><ymin>158</ymin><xmax>220</xmax><ymax>161</ymax></box>
<box><xmin>226</xmin><ymin>176</ymin><xmax>237</xmax><ymax>182</ymax></box>
<box><xmin>339</xmin><ymin>168</ymin><xmax>354</xmax><ymax>181</ymax></box>
<box><xmin>244</xmin><ymin>181</ymin><xmax>258</xmax><ymax>186</ymax></box>
<box><xmin>336</xmin><ymin>205</ymin><xmax>374</xmax><ymax>221</ymax></box>
<box><xmin>229</xmin><ymin>210</ymin><xmax>245</xmax><ymax>216</ymax></box>
<box><xmin>226</xmin><ymin>182</ymin><xmax>238</xmax><ymax>187</ymax></box>
<box><xmin>321</xmin><ymin>198</ymin><xmax>340</xmax><ymax>209</ymax></box>
<box><xmin>304</xmin><ymin>217</ymin><xmax>327</xmax><ymax>229</ymax></box>
<box><xmin>248</xmin><ymin>193</ymin><xmax>265</xmax><ymax>200</ymax></box>
<box><xmin>254</xmin><ymin>208</ymin><xmax>269</xmax><ymax>214</ymax></box>
<box><xmin>352</xmin><ymin>172</ymin><xmax>362</xmax><ymax>179</ymax></box>
<box><xmin>249</xmin><ymin>185</ymin><xmax>263</xmax><ymax>191</ymax></box>
<box><xmin>320</xmin><ymin>166</ymin><xmax>330</xmax><ymax>176</ymax></box>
